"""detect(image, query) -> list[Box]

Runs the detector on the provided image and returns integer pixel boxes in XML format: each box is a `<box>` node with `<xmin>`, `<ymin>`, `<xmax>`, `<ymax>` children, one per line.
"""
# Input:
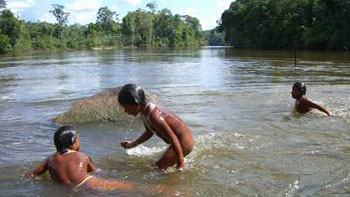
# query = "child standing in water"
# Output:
<box><xmin>30</xmin><ymin>126</ymin><xmax>142</xmax><ymax>191</ymax></box>
<box><xmin>118</xmin><ymin>84</ymin><xmax>194</xmax><ymax>171</ymax></box>
<box><xmin>291</xmin><ymin>82</ymin><xmax>331</xmax><ymax>116</ymax></box>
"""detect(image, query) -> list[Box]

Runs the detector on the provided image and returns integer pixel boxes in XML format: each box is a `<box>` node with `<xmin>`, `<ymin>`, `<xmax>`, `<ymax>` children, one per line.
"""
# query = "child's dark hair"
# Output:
<box><xmin>54</xmin><ymin>126</ymin><xmax>78</xmax><ymax>153</ymax></box>
<box><xmin>118</xmin><ymin>84</ymin><xmax>147</xmax><ymax>105</ymax></box>
<box><xmin>293</xmin><ymin>81</ymin><xmax>307</xmax><ymax>95</ymax></box>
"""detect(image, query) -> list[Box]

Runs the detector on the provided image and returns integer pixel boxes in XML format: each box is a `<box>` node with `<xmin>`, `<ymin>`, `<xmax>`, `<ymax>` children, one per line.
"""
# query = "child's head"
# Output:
<box><xmin>291</xmin><ymin>81</ymin><xmax>306</xmax><ymax>99</ymax></box>
<box><xmin>54</xmin><ymin>126</ymin><xmax>79</xmax><ymax>153</ymax></box>
<box><xmin>118</xmin><ymin>84</ymin><xmax>147</xmax><ymax>116</ymax></box>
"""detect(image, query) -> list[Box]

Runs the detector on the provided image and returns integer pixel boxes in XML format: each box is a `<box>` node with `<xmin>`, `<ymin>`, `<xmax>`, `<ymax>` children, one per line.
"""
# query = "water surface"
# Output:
<box><xmin>1</xmin><ymin>48</ymin><xmax>350</xmax><ymax>196</ymax></box>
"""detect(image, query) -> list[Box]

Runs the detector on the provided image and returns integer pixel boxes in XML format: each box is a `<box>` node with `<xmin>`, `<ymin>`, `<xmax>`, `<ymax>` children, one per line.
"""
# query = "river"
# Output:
<box><xmin>0</xmin><ymin>47</ymin><xmax>350</xmax><ymax>196</ymax></box>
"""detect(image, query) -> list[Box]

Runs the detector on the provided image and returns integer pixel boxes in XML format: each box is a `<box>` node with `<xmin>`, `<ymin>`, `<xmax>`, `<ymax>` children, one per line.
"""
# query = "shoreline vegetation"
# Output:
<box><xmin>218</xmin><ymin>0</ymin><xmax>350</xmax><ymax>51</ymax></box>
<box><xmin>0</xmin><ymin>2</ymin><xmax>207</xmax><ymax>55</ymax></box>
<box><xmin>1</xmin><ymin>0</ymin><xmax>349</xmax><ymax>55</ymax></box>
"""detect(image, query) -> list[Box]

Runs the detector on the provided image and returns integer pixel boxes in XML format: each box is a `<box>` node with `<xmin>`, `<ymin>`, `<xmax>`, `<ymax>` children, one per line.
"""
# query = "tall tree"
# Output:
<box><xmin>121</xmin><ymin>9</ymin><xmax>155</xmax><ymax>46</ymax></box>
<box><xmin>0</xmin><ymin>0</ymin><xmax>6</xmax><ymax>9</ymax></box>
<box><xmin>49</xmin><ymin>4</ymin><xmax>69</xmax><ymax>39</ymax></box>
<box><xmin>96</xmin><ymin>6</ymin><xmax>116</xmax><ymax>33</ymax></box>
<box><xmin>49</xmin><ymin>4</ymin><xmax>69</xmax><ymax>26</ymax></box>
<box><xmin>146</xmin><ymin>1</ymin><xmax>157</xmax><ymax>13</ymax></box>
<box><xmin>0</xmin><ymin>34</ymin><xmax>10</xmax><ymax>53</ymax></box>
<box><xmin>0</xmin><ymin>9</ymin><xmax>21</xmax><ymax>47</ymax></box>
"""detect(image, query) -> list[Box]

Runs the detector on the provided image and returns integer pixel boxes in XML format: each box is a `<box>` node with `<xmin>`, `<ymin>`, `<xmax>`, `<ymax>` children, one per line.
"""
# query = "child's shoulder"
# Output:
<box><xmin>299</xmin><ymin>96</ymin><xmax>311</xmax><ymax>103</ymax></box>
<box><xmin>54</xmin><ymin>151</ymin><xmax>89</xmax><ymax>160</ymax></box>
<box><xmin>74</xmin><ymin>151</ymin><xmax>89</xmax><ymax>158</ymax></box>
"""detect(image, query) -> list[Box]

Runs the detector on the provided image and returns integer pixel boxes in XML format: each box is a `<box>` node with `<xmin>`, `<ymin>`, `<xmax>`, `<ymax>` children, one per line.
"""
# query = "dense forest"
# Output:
<box><xmin>0</xmin><ymin>1</ymin><xmax>206</xmax><ymax>54</ymax></box>
<box><xmin>219</xmin><ymin>0</ymin><xmax>350</xmax><ymax>50</ymax></box>
<box><xmin>2</xmin><ymin>0</ymin><xmax>348</xmax><ymax>54</ymax></box>
<box><xmin>204</xmin><ymin>28</ymin><xmax>227</xmax><ymax>46</ymax></box>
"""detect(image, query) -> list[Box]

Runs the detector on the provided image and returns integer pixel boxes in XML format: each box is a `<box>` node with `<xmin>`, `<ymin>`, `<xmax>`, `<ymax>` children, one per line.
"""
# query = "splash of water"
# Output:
<box><xmin>126</xmin><ymin>145</ymin><xmax>166</xmax><ymax>157</ymax></box>
<box><xmin>284</xmin><ymin>179</ymin><xmax>300</xmax><ymax>197</ymax></box>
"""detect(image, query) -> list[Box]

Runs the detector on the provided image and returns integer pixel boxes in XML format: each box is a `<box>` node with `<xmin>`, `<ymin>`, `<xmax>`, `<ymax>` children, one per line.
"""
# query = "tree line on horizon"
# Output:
<box><xmin>218</xmin><ymin>0</ymin><xmax>350</xmax><ymax>50</ymax></box>
<box><xmin>0</xmin><ymin>1</ymin><xmax>207</xmax><ymax>54</ymax></box>
<box><xmin>3</xmin><ymin>0</ymin><xmax>348</xmax><ymax>54</ymax></box>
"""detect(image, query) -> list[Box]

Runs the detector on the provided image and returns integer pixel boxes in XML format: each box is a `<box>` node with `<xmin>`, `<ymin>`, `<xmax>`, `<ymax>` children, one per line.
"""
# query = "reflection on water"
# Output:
<box><xmin>1</xmin><ymin>47</ymin><xmax>350</xmax><ymax>196</ymax></box>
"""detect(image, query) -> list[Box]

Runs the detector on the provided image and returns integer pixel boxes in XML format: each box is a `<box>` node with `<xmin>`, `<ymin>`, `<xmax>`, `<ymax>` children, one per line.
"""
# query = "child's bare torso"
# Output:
<box><xmin>141</xmin><ymin>103</ymin><xmax>193</xmax><ymax>146</ymax></box>
<box><xmin>47</xmin><ymin>151</ymin><xmax>90</xmax><ymax>186</ymax></box>
<box><xmin>295</xmin><ymin>98</ymin><xmax>313</xmax><ymax>114</ymax></box>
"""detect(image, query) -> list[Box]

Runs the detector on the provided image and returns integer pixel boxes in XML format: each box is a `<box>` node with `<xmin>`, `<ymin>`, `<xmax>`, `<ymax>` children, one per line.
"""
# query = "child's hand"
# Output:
<box><xmin>23</xmin><ymin>172</ymin><xmax>35</xmax><ymax>180</ymax></box>
<box><xmin>176</xmin><ymin>162</ymin><xmax>185</xmax><ymax>172</ymax></box>
<box><xmin>120</xmin><ymin>141</ymin><xmax>137</xmax><ymax>149</ymax></box>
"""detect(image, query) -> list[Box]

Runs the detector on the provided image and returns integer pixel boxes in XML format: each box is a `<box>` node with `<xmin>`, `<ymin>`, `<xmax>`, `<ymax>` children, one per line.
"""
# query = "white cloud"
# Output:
<box><xmin>67</xmin><ymin>0</ymin><xmax>102</xmax><ymax>12</ymax></box>
<box><xmin>184</xmin><ymin>7</ymin><xmax>197</xmax><ymax>16</ymax></box>
<box><xmin>158</xmin><ymin>0</ymin><xmax>176</xmax><ymax>2</ymax></box>
<box><xmin>66</xmin><ymin>0</ymin><xmax>103</xmax><ymax>25</ymax></box>
<box><xmin>8</xmin><ymin>0</ymin><xmax>36</xmax><ymax>13</ymax></box>
<box><xmin>125</xmin><ymin>0</ymin><xmax>142</xmax><ymax>6</ymax></box>
<box><xmin>201</xmin><ymin>14</ymin><xmax>219</xmax><ymax>30</ymax></box>
<box><xmin>70</xmin><ymin>11</ymin><xmax>97</xmax><ymax>25</ymax></box>
<box><xmin>216</xmin><ymin>0</ymin><xmax>232</xmax><ymax>12</ymax></box>
<box><xmin>110</xmin><ymin>5</ymin><xmax>118</xmax><ymax>11</ymax></box>
<box><xmin>39</xmin><ymin>13</ymin><xmax>56</xmax><ymax>24</ymax></box>
<box><xmin>37</xmin><ymin>0</ymin><xmax>102</xmax><ymax>25</ymax></box>
<box><xmin>198</xmin><ymin>0</ymin><xmax>232</xmax><ymax>30</ymax></box>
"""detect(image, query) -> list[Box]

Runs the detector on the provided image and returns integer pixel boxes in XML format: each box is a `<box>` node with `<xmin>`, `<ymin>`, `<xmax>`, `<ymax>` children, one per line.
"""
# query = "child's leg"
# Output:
<box><xmin>83</xmin><ymin>177</ymin><xmax>173</xmax><ymax>195</ymax></box>
<box><xmin>155</xmin><ymin>145</ymin><xmax>192</xmax><ymax>170</ymax></box>
<box><xmin>155</xmin><ymin>146</ymin><xmax>177</xmax><ymax>170</ymax></box>
<box><xmin>85</xmin><ymin>177</ymin><xmax>135</xmax><ymax>190</ymax></box>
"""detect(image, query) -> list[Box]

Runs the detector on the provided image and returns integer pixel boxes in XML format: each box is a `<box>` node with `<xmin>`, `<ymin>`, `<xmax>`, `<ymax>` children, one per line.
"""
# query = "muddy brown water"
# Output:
<box><xmin>0</xmin><ymin>47</ymin><xmax>350</xmax><ymax>196</ymax></box>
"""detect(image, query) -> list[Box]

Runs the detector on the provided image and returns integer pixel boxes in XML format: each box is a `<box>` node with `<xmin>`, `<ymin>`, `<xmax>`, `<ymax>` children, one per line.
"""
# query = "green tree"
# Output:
<box><xmin>182</xmin><ymin>15</ymin><xmax>202</xmax><ymax>41</ymax></box>
<box><xmin>219</xmin><ymin>0</ymin><xmax>350</xmax><ymax>50</ymax></box>
<box><xmin>49</xmin><ymin>4</ymin><xmax>69</xmax><ymax>39</ymax></box>
<box><xmin>122</xmin><ymin>9</ymin><xmax>155</xmax><ymax>46</ymax></box>
<box><xmin>49</xmin><ymin>4</ymin><xmax>69</xmax><ymax>26</ymax></box>
<box><xmin>85</xmin><ymin>23</ymin><xmax>100</xmax><ymax>47</ymax></box>
<box><xmin>0</xmin><ymin>9</ymin><xmax>21</xmax><ymax>47</ymax></box>
<box><xmin>121</xmin><ymin>7</ymin><xmax>205</xmax><ymax>47</ymax></box>
<box><xmin>205</xmin><ymin>28</ymin><xmax>226</xmax><ymax>46</ymax></box>
<box><xmin>96</xmin><ymin>6</ymin><xmax>117</xmax><ymax>33</ymax></box>
<box><xmin>0</xmin><ymin>0</ymin><xmax>6</xmax><ymax>9</ymax></box>
<box><xmin>0</xmin><ymin>3</ymin><xmax>205</xmax><ymax>54</ymax></box>
<box><xmin>0</xmin><ymin>34</ymin><xmax>11</xmax><ymax>53</ymax></box>
<box><xmin>182</xmin><ymin>15</ymin><xmax>201</xmax><ymax>32</ymax></box>
<box><xmin>146</xmin><ymin>1</ymin><xmax>157</xmax><ymax>13</ymax></box>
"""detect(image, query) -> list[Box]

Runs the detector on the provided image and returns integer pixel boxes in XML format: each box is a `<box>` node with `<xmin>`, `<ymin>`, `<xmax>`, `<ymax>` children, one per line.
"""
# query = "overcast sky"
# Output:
<box><xmin>5</xmin><ymin>0</ymin><xmax>232</xmax><ymax>30</ymax></box>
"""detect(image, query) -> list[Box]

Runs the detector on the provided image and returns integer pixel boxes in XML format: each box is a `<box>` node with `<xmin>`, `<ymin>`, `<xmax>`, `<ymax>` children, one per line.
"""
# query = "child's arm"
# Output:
<box><xmin>121</xmin><ymin>129</ymin><xmax>153</xmax><ymax>149</ymax></box>
<box><xmin>304</xmin><ymin>98</ymin><xmax>331</xmax><ymax>116</ymax></box>
<box><xmin>31</xmin><ymin>157</ymin><xmax>49</xmax><ymax>176</ymax></box>
<box><xmin>87</xmin><ymin>156</ymin><xmax>97</xmax><ymax>172</ymax></box>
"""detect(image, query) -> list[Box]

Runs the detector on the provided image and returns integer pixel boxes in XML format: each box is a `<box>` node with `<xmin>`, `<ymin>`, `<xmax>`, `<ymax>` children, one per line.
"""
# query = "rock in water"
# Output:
<box><xmin>53</xmin><ymin>87</ymin><xmax>158</xmax><ymax>124</ymax></box>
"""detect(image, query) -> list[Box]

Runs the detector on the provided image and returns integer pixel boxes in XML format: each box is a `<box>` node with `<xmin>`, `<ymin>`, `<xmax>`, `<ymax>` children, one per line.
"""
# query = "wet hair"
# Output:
<box><xmin>54</xmin><ymin>126</ymin><xmax>78</xmax><ymax>153</ymax></box>
<box><xmin>293</xmin><ymin>81</ymin><xmax>307</xmax><ymax>95</ymax></box>
<box><xmin>118</xmin><ymin>84</ymin><xmax>147</xmax><ymax>105</ymax></box>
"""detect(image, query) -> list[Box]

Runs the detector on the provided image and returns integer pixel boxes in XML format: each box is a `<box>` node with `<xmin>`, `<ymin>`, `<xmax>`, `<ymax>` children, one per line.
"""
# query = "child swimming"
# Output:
<box><xmin>291</xmin><ymin>82</ymin><xmax>331</xmax><ymax>116</ymax></box>
<box><xmin>118</xmin><ymin>84</ymin><xmax>194</xmax><ymax>171</ymax></box>
<box><xmin>30</xmin><ymin>126</ymin><xmax>137</xmax><ymax>191</ymax></box>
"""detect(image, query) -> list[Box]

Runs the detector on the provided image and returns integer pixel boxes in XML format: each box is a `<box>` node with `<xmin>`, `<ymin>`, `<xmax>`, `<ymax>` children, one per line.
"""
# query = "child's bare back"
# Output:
<box><xmin>142</xmin><ymin>103</ymin><xmax>194</xmax><ymax>169</ymax></box>
<box><xmin>30</xmin><ymin>126</ymin><xmax>135</xmax><ymax>191</ymax></box>
<box><xmin>44</xmin><ymin>151</ymin><xmax>95</xmax><ymax>186</ymax></box>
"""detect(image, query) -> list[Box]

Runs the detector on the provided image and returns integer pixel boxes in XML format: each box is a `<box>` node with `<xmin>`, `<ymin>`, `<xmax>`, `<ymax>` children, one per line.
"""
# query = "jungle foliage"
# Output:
<box><xmin>219</xmin><ymin>0</ymin><xmax>350</xmax><ymax>50</ymax></box>
<box><xmin>0</xmin><ymin>2</ymin><xmax>206</xmax><ymax>54</ymax></box>
<box><xmin>204</xmin><ymin>28</ymin><xmax>227</xmax><ymax>46</ymax></box>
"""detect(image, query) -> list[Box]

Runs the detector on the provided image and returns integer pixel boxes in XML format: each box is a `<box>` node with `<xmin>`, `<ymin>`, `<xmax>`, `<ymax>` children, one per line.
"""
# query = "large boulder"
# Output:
<box><xmin>53</xmin><ymin>87</ymin><xmax>159</xmax><ymax>124</ymax></box>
